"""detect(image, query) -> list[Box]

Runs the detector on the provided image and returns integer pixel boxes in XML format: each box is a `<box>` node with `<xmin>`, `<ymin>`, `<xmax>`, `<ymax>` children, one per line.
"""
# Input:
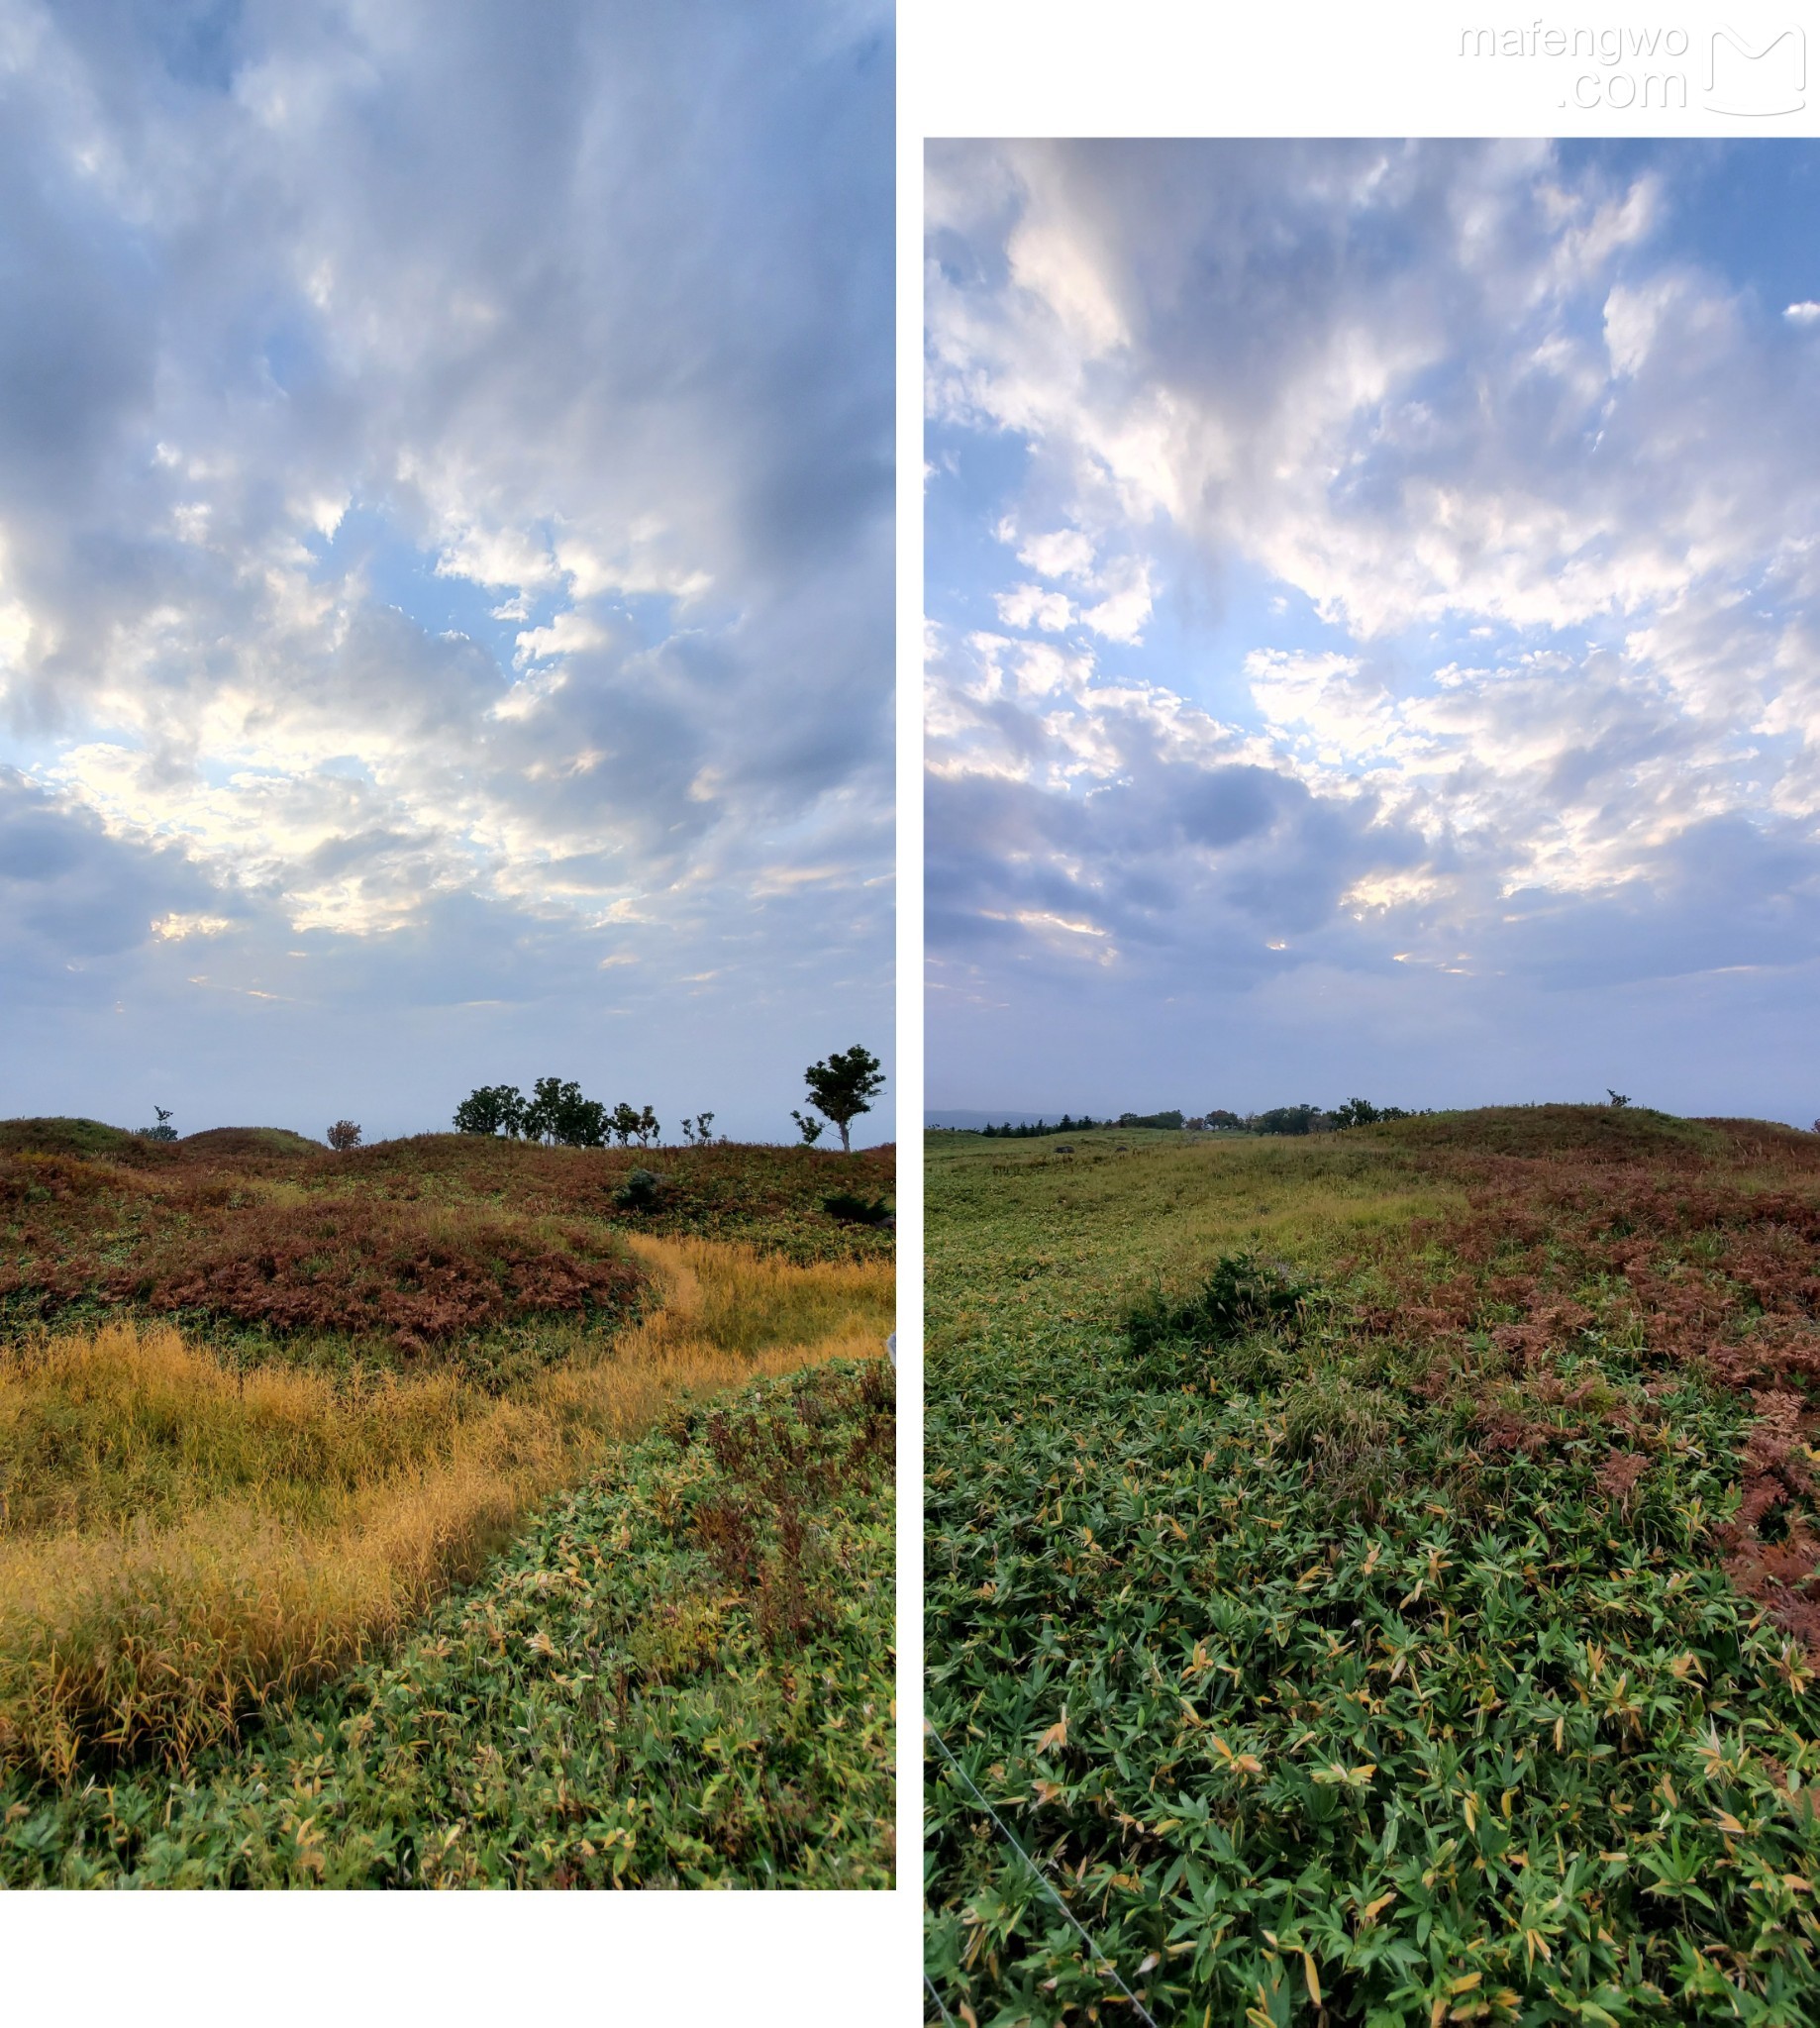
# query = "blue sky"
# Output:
<box><xmin>0</xmin><ymin>0</ymin><xmax>893</xmax><ymax>1146</ymax></box>
<box><xmin>926</xmin><ymin>139</ymin><xmax>1820</xmax><ymax>1127</ymax></box>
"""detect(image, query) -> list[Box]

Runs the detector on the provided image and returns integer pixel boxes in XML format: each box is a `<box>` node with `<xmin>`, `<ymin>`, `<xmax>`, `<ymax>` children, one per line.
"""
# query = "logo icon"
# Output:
<box><xmin>1705</xmin><ymin>27</ymin><xmax>1805</xmax><ymax>115</ymax></box>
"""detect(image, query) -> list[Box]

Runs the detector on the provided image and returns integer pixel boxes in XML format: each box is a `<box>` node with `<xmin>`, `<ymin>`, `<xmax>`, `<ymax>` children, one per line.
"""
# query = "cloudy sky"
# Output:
<box><xmin>0</xmin><ymin>0</ymin><xmax>892</xmax><ymax>1144</ymax></box>
<box><xmin>926</xmin><ymin>139</ymin><xmax>1820</xmax><ymax>1127</ymax></box>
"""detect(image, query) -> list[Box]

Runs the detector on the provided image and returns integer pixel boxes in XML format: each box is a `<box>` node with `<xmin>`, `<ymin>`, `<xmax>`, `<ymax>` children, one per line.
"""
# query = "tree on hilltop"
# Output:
<box><xmin>1333</xmin><ymin>1098</ymin><xmax>1412</xmax><ymax>1129</ymax></box>
<box><xmin>454</xmin><ymin>1085</ymin><xmax>527</xmax><ymax>1137</ymax></box>
<box><xmin>1254</xmin><ymin>1104</ymin><xmax>1322</xmax><ymax>1137</ymax></box>
<box><xmin>801</xmin><ymin>1045</ymin><xmax>884</xmax><ymax>1155</ymax></box>
<box><xmin>523</xmin><ymin>1077</ymin><xmax>606</xmax><ymax>1148</ymax></box>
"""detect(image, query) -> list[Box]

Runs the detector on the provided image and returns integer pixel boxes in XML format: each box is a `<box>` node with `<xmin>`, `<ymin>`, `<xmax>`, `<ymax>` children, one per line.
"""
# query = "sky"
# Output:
<box><xmin>926</xmin><ymin>139</ymin><xmax>1820</xmax><ymax>1127</ymax></box>
<box><xmin>0</xmin><ymin>0</ymin><xmax>893</xmax><ymax>1146</ymax></box>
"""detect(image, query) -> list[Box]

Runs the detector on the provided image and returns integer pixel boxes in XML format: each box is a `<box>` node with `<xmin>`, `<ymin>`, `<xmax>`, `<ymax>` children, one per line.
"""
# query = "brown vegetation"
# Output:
<box><xmin>0</xmin><ymin>1123</ymin><xmax>892</xmax><ymax>1363</ymax></box>
<box><xmin>1343</xmin><ymin>1108</ymin><xmax>1820</xmax><ymax>1648</ymax></box>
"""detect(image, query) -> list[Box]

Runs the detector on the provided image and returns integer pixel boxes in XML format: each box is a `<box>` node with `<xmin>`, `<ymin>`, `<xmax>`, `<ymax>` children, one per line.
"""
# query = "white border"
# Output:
<box><xmin>11</xmin><ymin>1896</ymin><xmax>908</xmax><ymax>2025</ymax></box>
<box><xmin>12</xmin><ymin>2</ymin><xmax>1818</xmax><ymax>2022</ymax></box>
<box><xmin>916</xmin><ymin>0</ymin><xmax>1818</xmax><ymax>139</ymax></box>
<box><xmin>894</xmin><ymin>0</ymin><xmax>929</xmax><ymax>2003</ymax></box>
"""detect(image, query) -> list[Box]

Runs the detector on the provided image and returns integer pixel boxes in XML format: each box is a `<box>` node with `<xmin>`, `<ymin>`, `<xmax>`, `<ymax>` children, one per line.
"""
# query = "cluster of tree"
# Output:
<box><xmin>1257</xmin><ymin>1104</ymin><xmax>1328</xmax><ymax>1136</ymax></box>
<box><xmin>453</xmin><ymin>1078</ymin><xmax>662</xmax><ymax>1148</ymax></box>
<box><xmin>1331</xmin><ymin>1096</ymin><xmax>1415</xmax><ymax>1129</ymax></box>
<box><xmin>451</xmin><ymin>1044</ymin><xmax>884</xmax><ymax>1156</ymax></box>
<box><xmin>1236</xmin><ymin>1099</ymin><xmax>1419</xmax><ymax>1135</ymax></box>
<box><xmin>327</xmin><ymin>1120</ymin><xmax>361</xmax><ymax>1151</ymax></box>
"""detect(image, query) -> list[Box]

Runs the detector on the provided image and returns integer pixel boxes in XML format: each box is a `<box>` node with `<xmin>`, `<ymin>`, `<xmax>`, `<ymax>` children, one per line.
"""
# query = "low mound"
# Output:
<box><xmin>179</xmin><ymin>1127</ymin><xmax>326</xmax><ymax>1159</ymax></box>
<box><xmin>1369</xmin><ymin>1101</ymin><xmax>1729</xmax><ymax>1162</ymax></box>
<box><xmin>1696</xmin><ymin>1115</ymin><xmax>1820</xmax><ymax>1162</ymax></box>
<box><xmin>320</xmin><ymin>1134</ymin><xmax>898</xmax><ymax>1261</ymax></box>
<box><xmin>0</xmin><ymin>1117</ymin><xmax>140</xmax><ymax>1160</ymax></box>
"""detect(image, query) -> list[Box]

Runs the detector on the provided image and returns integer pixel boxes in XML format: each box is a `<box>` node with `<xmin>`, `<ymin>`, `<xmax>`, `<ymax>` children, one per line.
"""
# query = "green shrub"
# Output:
<box><xmin>822</xmin><ymin>1192</ymin><xmax>892</xmax><ymax>1227</ymax></box>
<box><xmin>614</xmin><ymin>1167</ymin><xmax>663</xmax><ymax>1211</ymax></box>
<box><xmin>1125</xmin><ymin>1252</ymin><xmax>1314</xmax><ymax>1386</ymax></box>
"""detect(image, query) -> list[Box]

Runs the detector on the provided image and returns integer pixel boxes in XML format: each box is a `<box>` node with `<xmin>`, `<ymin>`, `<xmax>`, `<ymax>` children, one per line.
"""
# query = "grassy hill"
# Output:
<box><xmin>926</xmin><ymin>1105</ymin><xmax>1820</xmax><ymax>2020</ymax></box>
<box><xmin>0</xmin><ymin>1120</ymin><xmax>894</xmax><ymax>1886</ymax></box>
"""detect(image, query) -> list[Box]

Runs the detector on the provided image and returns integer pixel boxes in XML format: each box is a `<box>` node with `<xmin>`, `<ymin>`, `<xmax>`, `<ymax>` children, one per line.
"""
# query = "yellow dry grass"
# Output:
<box><xmin>0</xmin><ymin>1238</ymin><xmax>893</xmax><ymax>1779</ymax></box>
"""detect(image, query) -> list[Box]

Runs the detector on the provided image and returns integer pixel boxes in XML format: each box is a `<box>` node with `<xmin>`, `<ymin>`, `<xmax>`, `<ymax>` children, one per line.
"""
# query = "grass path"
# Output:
<box><xmin>1</xmin><ymin>1235</ymin><xmax>890</xmax><ymax>1790</ymax></box>
<box><xmin>1</xmin><ymin>1357</ymin><xmax>894</xmax><ymax>1887</ymax></box>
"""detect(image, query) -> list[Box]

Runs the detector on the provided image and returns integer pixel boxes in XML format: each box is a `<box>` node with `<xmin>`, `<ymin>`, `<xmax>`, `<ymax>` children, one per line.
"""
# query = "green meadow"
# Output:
<box><xmin>926</xmin><ymin>1109</ymin><xmax>1820</xmax><ymax>2024</ymax></box>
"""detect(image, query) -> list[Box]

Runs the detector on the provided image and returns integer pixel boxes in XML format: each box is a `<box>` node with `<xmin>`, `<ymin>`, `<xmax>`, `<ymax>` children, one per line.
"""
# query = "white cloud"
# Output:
<box><xmin>1603</xmin><ymin>279</ymin><xmax>1673</xmax><ymax>377</ymax></box>
<box><xmin>929</xmin><ymin>140</ymin><xmax>1816</xmax><ymax>649</ymax></box>
<box><xmin>513</xmin><ymin>609</ymin><xmax>610</xmax><ymax>666</ymax></box>
<box><xmin>927</xmin><ymin>138</ymin><xmax>1820</xmax><ymax>1060</ymax></box>
<box><xmin>150</xmin><ymin>911</ymin><xmax>233</xmax><ymax>942</ymax></box>
<box><xmin>994</xmin><ymin>582</ymin><xmax>1073</xmax><ymax>632</ymax></box>
<box><xmin>1078</xmin><ymin>556</ymin><xmax>1154</xmax><ymax>644</ymax></box>
<box><xmin>1007</xmin><ymin>525</ymin><xmax>1096</xmax><ymax>579</ymax></box>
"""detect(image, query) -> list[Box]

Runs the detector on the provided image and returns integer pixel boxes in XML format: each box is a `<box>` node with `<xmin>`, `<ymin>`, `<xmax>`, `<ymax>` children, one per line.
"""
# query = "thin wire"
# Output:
<box><xmin>925</xmin><ymin>1721</ymin><xmax>1163</xmax><ymax>2028</ymax></box>
<box><xmin>923</xmin><ymin>1972</ymin><xmax>958</xmax><ymax>2026</ymax></box>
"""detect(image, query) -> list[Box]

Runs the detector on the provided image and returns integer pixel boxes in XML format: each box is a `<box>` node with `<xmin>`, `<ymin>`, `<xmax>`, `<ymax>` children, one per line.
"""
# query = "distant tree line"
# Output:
<box><xmin>952</xmin><ymin>1097</ymin><xmax>1426</xmax><ymax>1140</ymax></box>
<box><xmin>975</xmin><ymin>1112</ymin><xmax>1110</xmax><ymax>1138</ymax></box>
<box><xmin>1189</xmin><ymin>1098</ymin><xmax>1419</xmax><ymax>1135</ymax></box>
<box><xmin>1176</xmin><ymin>1099</ymin><xmax>1423</xmax><ymax>1134</ymax></box>
<box><xmin>971</xmin><ymin>1108</ymin><xmax>1190</xmax><ymax>1139</ymax></box>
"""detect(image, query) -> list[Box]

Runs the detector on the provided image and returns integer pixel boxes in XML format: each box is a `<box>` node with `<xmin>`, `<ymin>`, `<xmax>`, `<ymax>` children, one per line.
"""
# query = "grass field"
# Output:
<box><xmin>926</xmin><ymin>1108</ymin><xmax>1820</xmax><ymax>2022</ymax></box>
<box><xmin>0</xmin><ymin>1119</ymin><xmax>893</xmax><ymax>1886</ymax></box>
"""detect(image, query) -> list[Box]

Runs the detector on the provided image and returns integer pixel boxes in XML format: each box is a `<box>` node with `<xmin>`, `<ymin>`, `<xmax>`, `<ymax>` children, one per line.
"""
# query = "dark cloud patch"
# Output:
<box><xmin>1170</xmin><ymin>765</ymin><xmax>1280</xmax><ymax>850</ymax></box>
<box><xmin>1492</xmin><ymin>817</ymin><xmax>1820</xmax><ymax>990</ymax></box>
<box><xmin>928</xmin><ymin>724</ymin><xmax>1429</xmax><ymax>984</ymax></box>
<box><xmin>0</xmin><ymin>109</ymin><xmax>156</xmax><ymax>521</ymax></box>
<box><xmin>0</xmin><ymin>768</ymin><xmax>224</xmax><ymax>989</ymax></box>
